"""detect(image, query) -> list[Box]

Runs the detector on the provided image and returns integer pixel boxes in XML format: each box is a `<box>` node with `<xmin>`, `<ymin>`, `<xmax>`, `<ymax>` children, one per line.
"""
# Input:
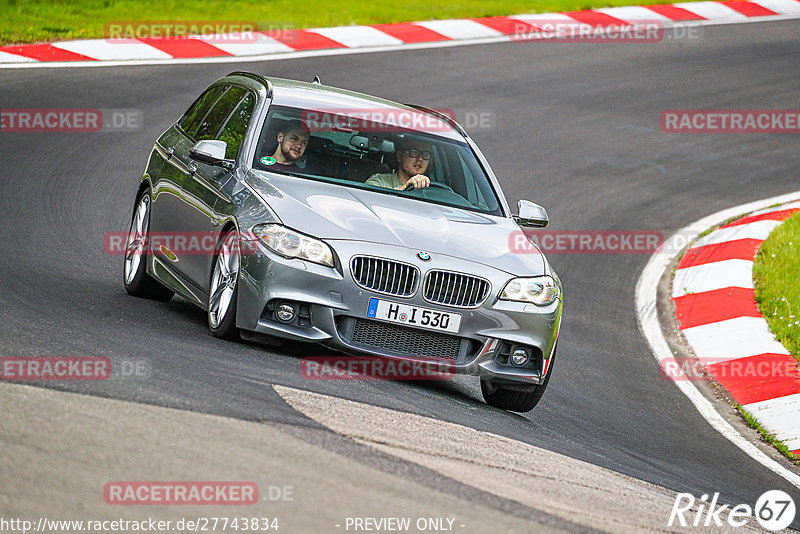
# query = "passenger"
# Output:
<box><xmin>366</xmin><ymin>139</ymin><xmax>432</xmax><ymax>190</ymax></box>
<box><xmin>259</xmin><ymin>120</ymin><xmax>310</xmax><ymax>173</ymax></box>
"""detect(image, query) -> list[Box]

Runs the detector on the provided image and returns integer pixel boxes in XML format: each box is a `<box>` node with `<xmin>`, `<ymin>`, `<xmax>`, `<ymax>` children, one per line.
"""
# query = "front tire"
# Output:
<box><xmin>123</xmin><ymin>190</ymin><xmax>174</xmax><ymax>301</ymax></box>
<box><xmin>208</xmin><ymin>231</ymin><xmax>240</xmax><ymax>340</ymax></box>
<box><xmin>481</xmin><ymin>345</ymin><xmax>557</xmax><ymax>412</ymax></box>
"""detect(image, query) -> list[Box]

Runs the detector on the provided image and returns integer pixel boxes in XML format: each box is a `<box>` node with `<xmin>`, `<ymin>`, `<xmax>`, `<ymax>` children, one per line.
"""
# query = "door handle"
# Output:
<box><xmin>188</xmin><ymin>162</ymin><xmax>198</xmax><ymax>175</ymax></box>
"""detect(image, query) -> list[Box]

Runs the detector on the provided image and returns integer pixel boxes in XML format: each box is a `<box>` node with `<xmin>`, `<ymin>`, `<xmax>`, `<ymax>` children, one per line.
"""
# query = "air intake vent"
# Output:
<box><xmin>350</xmin><ymin>318</ymin><xmax>461</xmax><ymax>359</ymax></box>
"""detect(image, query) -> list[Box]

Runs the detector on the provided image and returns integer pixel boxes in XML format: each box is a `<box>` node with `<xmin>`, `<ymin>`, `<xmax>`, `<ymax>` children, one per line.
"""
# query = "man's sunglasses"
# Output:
<box><xmin>403</xmin><ymin>148</ymin><xmax>432</xmax><ymax>160</ymax></box>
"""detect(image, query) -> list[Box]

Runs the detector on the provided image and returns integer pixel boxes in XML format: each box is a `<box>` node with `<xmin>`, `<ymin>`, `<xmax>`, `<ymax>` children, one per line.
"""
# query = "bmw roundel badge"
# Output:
<box><xmin>418</xmin><ymin>251</ymin><xmax>431</xmax><ymax>261</ymax></box>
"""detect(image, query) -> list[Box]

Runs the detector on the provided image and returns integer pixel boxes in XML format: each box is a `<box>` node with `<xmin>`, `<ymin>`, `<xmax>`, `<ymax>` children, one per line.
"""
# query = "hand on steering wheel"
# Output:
<box><xmin>402</xmin><ymin>174</ymin><xmax>430</xmax><ymax>191</ymax></box>
<box><xmin>426</xmin><ymin>181</ymin><xmax>455</xmax><ymax>192</ymax></box>
<box><xmin>404</xmin><ymin>180</ymin><xmax>453</xmax><ymax>193</ymax></box>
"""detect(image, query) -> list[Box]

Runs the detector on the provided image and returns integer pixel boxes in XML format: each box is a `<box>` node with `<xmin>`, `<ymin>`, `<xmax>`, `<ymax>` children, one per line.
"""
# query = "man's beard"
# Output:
<box><xmin>404</xmin><ymin>161</ymin><xmax>425</xmax><ymax>177</ymax></box>
<box><xmin>280</xmin><ymin>143</ymin><xmax>300</xmax><ymax>163</ymax></box>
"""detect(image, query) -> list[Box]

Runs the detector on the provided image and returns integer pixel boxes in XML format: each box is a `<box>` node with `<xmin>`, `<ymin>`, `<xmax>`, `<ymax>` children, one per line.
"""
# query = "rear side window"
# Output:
<box><xmin>218</xmin><ymin>92</ymin><xmax>256</xmax><ymax>159</ymax></box>
<box><xmin>180</xmin><ymin>85</ymin><xmax>226</xmax><ymax>138</ymax></box>
<box><xmin>193</xmin><ymin>86</ymin><xmax>247</xmax><ymax>141</ymax></box>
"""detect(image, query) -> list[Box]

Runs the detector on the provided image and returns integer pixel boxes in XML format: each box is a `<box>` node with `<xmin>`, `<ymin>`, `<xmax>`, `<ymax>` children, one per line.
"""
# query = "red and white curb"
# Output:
<box><xmin>1</xmin><ymin>0</ymin><xmax>799</xmax><ymax>65</ymax></box>
<box><xmin>672</xmin><ymin>201</ymin><xmax>800</xmax><ymax>457</ymax></box>
<box><xmin>637</xmin><ymin>191</ymin><xmax>800</xmax><ymax>489</ymax></box>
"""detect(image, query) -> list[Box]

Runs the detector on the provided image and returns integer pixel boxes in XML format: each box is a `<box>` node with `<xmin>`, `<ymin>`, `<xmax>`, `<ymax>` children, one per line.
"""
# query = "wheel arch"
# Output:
<box><xmin>133</xmin><ymin>177</ymin><xmax>153</xmax><ymax>213</ymax></box>
<box><xmin>215</xmin><ymin>220</ymin><xmax>240</xmax><ymax>253</ymax></box>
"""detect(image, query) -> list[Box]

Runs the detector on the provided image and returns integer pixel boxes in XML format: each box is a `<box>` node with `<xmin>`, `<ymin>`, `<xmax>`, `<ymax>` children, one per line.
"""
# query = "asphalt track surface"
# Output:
<box><xmin>1</xmin><ymin>19</ymin><xmax>800</xmax><ymax>530</ymax></box>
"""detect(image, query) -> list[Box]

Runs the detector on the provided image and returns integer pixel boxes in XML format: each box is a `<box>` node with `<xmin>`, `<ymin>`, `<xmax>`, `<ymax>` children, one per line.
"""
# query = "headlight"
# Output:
<box><xmin>252</xmin><ymin>224</ymin><xmax>334</xmax><ymax>267</ymax></box>
<box><xmin>499</xmin><ymin>276</ymin><xmax>559</xmax><ymax>306</ymax></box>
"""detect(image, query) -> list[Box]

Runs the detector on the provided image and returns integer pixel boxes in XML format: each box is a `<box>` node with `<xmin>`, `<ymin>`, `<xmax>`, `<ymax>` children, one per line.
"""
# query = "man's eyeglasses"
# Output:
<box><xmin>403</xmin><ymin>148</ymin><xmax>432</xmax><ymax>160</ymax></box>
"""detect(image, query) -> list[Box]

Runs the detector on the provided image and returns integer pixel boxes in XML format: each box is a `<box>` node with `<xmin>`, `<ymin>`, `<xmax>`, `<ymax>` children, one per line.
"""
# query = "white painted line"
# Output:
<box><xmin>0</xmin><ymin>51</ymin><xmax>35</xmax><ymax>62</ymax></box>
<box><xmin>3</xmin><ymin>14</ymin><xmax>800</xmax><ymax>69</ymax></box>
<box><xmin>504</xmin><ymin>14</ymin><xmax>580</xmax><ymax>39</ymax></box>
<box><xmin>635</xmin><ymin>190</ymin><xmax>800</xmax><ymax>490</ymax></box>
<box><xmin>415</xmin><ymin>19</ymin><xmax>503</xmax><ymax>40</ymax></box>
<box><xmin>750</xmin><ymin>199</ymin><xmax>800</xmax><ymax>216</ymax></box>
<box><xmin>310</xmin><ymin>26</ymin><xmax>404</xmax><ymax>48</ymax></box>
<box><xmin>743</xmin><ymin>393</ymin><xmax>800</xmax><ymax>450</ymax></box>
<box><xmin>52</xmin><ymin>39</ymin><xmax>173</xmax><ymax>61</ymax></box>
<box><xmin>0</xmin><ymin>35</ymin><xmax>514</xmax><ymax>69</ymax></box>
<box><xmin>189</xmin><ymin>34</ymin><xmax>293</xmax><ymax>56</ymax></box>
<box><xmin>751</xmin><ymin>0</ymin><xmax>800</xmax><ymax>15</ymax></box>
<box><xmin>672</xmin><ymin>259</ymin><xmax>754</xmax><ymax>297</ymax></box>
<box><xmin>692</xmin><ymin>218</ymin><xmax>781</xmax><ymax>248</ymax></box>
<box><xmin>507</xmin><ymin>13</ymin><xmax>577</xmax><ymax>24</ymax></box>
<box><xmin>595</xmin><ymin>6</ymin><xmax>674</xmax><ymax>22</ymax></box>
<box><xmin>683</xmin><ymin>316</ymin><xmax>791</xmax><ymax>361</ymax></box>
<box><xmin>673</xmin><ymin>1</ymin><xmax>749</xmax><ymax>19</ymax></box>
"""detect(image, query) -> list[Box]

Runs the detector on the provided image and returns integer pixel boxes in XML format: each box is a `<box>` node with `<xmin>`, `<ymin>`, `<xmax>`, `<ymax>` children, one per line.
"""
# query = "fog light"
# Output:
<box><xmin>511</xmin><ymin>348</ymin><xmax>529</xmax><ymax>367</ymax></box>
<box><xmin>276</xmin><ymin>303</ymin><xmax>296</xmax><ymax>323</ymax></box>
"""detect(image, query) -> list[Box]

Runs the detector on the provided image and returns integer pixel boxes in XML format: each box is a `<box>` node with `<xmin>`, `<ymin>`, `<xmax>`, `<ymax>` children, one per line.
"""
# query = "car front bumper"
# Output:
<box><xmin>235</xmin><ymin>238</ymin><xmax>562</xmax><ymax>386</ymax></box>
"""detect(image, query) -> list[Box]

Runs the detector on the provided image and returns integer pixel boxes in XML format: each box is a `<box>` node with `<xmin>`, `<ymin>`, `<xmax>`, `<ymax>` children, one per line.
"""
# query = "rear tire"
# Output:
<box><xmin>208</xmin><ymin>231</ymin><xmax>240</xmax><ymax>341</ymax></box>
<box><xmin>123</xmin><ymin>190</ymin><xmax>174</xmax><ymax>301</ymax></box>
<box><xmin>481</xmin><ymin>345</ymin><xmax>557</xmax><ymax>412</ymax></box>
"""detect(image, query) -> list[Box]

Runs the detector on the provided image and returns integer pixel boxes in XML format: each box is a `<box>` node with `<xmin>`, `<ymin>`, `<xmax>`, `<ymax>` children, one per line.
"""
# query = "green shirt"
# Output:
<box><xmin>365</xmin><ymin>172</ymin><xmax>403</xmax><ymax>189</ymax></box>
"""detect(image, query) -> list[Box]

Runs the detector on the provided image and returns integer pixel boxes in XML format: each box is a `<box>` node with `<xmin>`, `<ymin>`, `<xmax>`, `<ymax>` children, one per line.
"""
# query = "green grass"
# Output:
<box><xmin>737</xmin><ymin>405</ymin><xmax>800</xmax><ymax>465</ymax></box>
<box><xmin>753</xmin><ymin>211</ymin><xmax>800</xmax><ymax>364</ymax></box>
<box><xmin>3</xmin><ymin>0</ymin><xmax>687</xmax><ymax>45</ymax></box>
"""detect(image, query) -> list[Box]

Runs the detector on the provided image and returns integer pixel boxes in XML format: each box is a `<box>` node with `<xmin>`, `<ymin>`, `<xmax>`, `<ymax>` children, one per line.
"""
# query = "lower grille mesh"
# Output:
<box><xmin>350</xmin><ymin>319</ymin><xmax>461</xmax><ymax>360</ymax></box>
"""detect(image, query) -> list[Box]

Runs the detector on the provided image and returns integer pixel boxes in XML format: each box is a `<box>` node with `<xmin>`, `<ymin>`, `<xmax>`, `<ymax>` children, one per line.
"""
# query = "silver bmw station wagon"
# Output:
<box><xmin>123</xmin><ymin>72</ymin><xmax>562</xmax><ymax>411</ymax></box>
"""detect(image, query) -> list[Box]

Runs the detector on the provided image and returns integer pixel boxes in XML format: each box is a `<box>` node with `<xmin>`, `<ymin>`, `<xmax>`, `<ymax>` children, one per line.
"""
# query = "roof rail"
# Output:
<box><xmin>405</xmin><ymin>104</ymin><xmax>466</xmax><ymax>136</ymax></box>
<box><xmin>227</xmin><ymin>71</ymin><xmax>274</xmax><ymax>99</ymax></box>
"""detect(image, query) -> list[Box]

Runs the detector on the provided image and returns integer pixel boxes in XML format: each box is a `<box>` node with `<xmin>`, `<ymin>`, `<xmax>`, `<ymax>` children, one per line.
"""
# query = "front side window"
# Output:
<box><xmin>251</xmin><ymin>105</ymin><xmax>501</xmax><ymax>215</ymax></box>
<box><xmin>180</xmin><ymin>85</ymin><xmax>226</xmax><ymax>138</ymax></box>
<box><xmin>193</xmin><ymin>86</ymin><xmax>247</xmax><ymax>142</ymax></box>
<box><xmin>217</xmin><ymin>92</ymin><xmax>256</xmax><ymax>159</ymax></box>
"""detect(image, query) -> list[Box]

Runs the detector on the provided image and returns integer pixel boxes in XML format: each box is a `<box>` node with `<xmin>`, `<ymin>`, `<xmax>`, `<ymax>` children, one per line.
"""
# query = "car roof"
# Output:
<box><xmin>225</xmin><ymin>72</ymin><xmax>465</xmax><ymax>142</ymax></box>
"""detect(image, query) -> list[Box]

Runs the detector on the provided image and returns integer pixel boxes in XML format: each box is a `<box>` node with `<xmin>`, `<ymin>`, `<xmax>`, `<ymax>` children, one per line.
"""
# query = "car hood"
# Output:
<box><xmin>246</xmin><ymin>172</ymin><xmax>544</xmax><ymax>275</ymax></box>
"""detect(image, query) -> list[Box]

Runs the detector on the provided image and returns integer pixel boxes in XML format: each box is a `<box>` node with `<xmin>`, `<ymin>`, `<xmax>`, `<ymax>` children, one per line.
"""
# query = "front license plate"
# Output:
<box><xmin>366</xmin><ymin>298</ymin><xmax>462</xmax><ymax>334</ymax></box>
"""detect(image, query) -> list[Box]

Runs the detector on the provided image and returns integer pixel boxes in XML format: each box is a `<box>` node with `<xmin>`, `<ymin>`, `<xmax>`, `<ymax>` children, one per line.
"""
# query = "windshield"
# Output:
<box><xmin>252</xmin><ymin>105</ymin><xmax>502</xmax><ymax>215</ymax></box>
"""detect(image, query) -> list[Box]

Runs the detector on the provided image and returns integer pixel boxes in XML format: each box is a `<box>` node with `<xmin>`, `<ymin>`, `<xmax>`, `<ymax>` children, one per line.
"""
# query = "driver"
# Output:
<box><xmin>260</xmin><ymin>120</ymin><xmax>310</xmax><ymax>173</ymax></box>
<box><xmin>366</xmin><ymin>139</ymin><xmax>431</xmax><ymax>190</ymax></box>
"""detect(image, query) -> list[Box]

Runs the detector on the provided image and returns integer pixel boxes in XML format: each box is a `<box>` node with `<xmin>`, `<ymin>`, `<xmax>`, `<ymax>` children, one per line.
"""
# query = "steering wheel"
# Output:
<box><xmin>404</xmin><ymin>181</ymin><xmax>454</xmax><ymax>193</ymax></box>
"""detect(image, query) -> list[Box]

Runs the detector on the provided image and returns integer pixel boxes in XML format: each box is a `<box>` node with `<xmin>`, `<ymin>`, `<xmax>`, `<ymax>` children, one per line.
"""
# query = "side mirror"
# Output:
<box><xmin>189</xmin><ymin>140</ymin><xmax>234</xmax><ymax>170</ymax></box>
<box><xmin>513</xmin><ymin>200</ymin><xmax>549</xmax><ymax>228</ymax></box>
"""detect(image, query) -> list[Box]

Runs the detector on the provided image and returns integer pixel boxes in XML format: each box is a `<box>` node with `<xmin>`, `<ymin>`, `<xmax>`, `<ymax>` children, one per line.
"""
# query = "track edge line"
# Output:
<box><xmin>635</xmin><ymin>189</ymin><xmax>800</xmax><ymax>489</ymax></box>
